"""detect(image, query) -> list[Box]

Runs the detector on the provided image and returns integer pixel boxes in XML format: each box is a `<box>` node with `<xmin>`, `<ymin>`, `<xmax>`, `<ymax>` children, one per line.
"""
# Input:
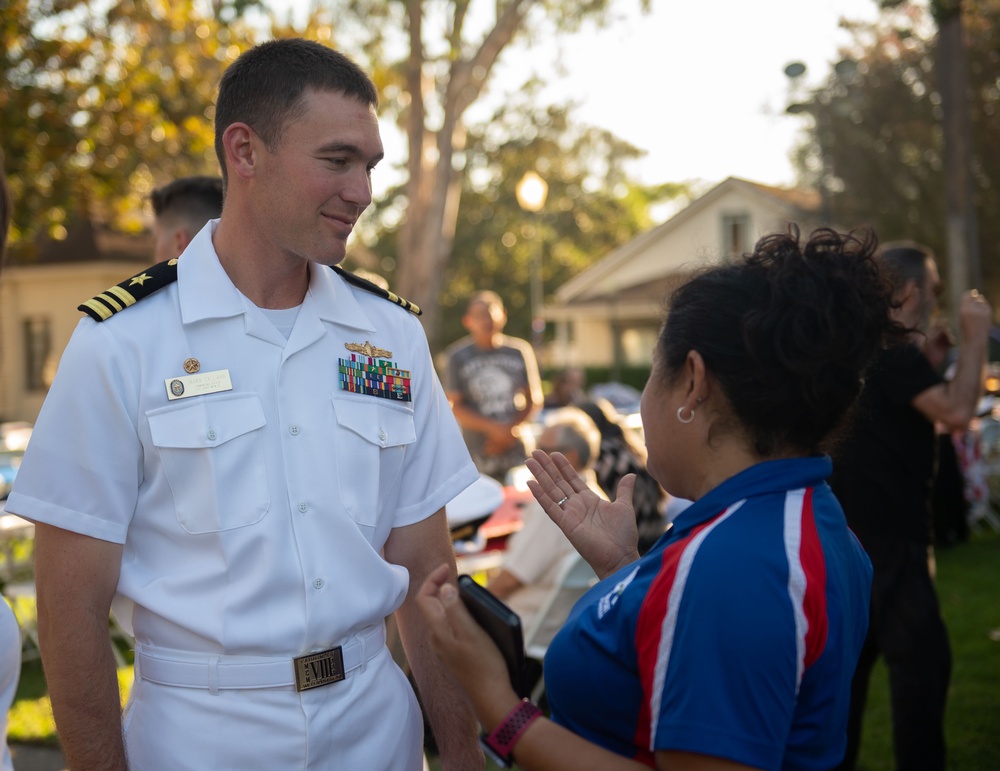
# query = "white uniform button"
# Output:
<box><xmin>207</xmin><ymin>429</ymin><xmax>217</xmax><ymax>441</ymax></box>
<box><xmin>378</xmin><ymin>429</ymin><xmax>387</xmax><ymax>443</ymax></box>
<box><xmin>289</xmin><ymin>424</ymin><xmax>300</xmax><ymax>436</ymax></box>
<box><xmin>313</xmin><ymin>578</ymin><xmax>324</xmax><ymax>589</ymax></box>
<box><xmin>298</xmin><ymin>501</ymin><xmax>308</xmax><ymax>513</ymax></box>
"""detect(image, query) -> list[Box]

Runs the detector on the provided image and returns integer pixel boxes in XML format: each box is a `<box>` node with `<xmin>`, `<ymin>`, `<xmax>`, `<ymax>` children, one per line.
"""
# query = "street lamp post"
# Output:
<box><xmin>783</xmin><ymin>61</ymin><xmax>833</xmax><ymax>225</ymax></box>
<box><xmin>515</xmin><ymin>170</ymin><xmax>549</xmax><ymax>353</ymax></box>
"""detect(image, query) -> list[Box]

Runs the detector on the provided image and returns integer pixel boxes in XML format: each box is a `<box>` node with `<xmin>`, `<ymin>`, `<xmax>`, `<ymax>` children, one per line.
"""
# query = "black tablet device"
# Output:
<box><xmin>457</xmin><ymin>574</ymin><xmax>529</xmax><ymax>698</ymax></box>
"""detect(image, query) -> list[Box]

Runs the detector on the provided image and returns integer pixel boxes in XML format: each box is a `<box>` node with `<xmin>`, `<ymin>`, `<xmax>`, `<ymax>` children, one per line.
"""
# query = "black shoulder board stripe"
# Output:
<box><xmin>78</xmin><ymin>259</ymin><xmax>180</xmax><ymax>322</ymax></box>
<box><xmin>331</xmin><ymin>265</ymin><xmax>421</xmax><ymax>316</ymax></box>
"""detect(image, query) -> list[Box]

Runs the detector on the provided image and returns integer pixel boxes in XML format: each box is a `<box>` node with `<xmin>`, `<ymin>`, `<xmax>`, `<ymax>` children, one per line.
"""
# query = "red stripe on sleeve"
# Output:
<box><xmin>799</xmin><ymin>488</ymin><xmax>828</xmax><ymax>669</ymax></box>
<box><xmin>632</xmin><ymin>516</ymin><xmax>720</xmax><ymax>762</ymax></box>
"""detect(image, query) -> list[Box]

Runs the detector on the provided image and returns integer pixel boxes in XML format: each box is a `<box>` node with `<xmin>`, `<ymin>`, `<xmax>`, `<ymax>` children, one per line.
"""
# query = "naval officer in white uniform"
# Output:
<box><xmin>6</xmin><ymin>39</ymin><xmax>484</xmax><ymax>771</ymax></box>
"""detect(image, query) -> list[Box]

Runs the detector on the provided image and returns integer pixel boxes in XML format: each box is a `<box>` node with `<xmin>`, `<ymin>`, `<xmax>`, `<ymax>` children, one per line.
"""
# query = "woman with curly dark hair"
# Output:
<box><xmin>419</xmin><ymin>227</ymin><xmax>901</xmax><ymax>771</ymax></box>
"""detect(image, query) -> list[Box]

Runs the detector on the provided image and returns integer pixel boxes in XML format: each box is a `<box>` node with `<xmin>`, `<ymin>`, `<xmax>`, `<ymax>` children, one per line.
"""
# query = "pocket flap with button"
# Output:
<box><xmin>147</xmin><ymin>394</ymin><xmax>269</xmax><ymax>534</ymax></box>
<box><xmin>333</xmin><ymin>397</ymin><xmax>416</xmax><ymax>447</ymax></box>
<box><xmin>149</xmin><ymin>394</ymin><xmax>266</xmax><ymax>449</ymax></box>
<box><xmin>331</xmin><ymin>395</ymin><xmax>415</xmax><ymax>529</ymax></box>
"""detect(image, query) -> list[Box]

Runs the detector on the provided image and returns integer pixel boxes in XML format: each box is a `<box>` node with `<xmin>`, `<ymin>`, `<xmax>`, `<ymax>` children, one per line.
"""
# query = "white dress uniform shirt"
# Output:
<box><xmin>7</xmin><ymin>221</ymin><xmax>478</xmax><ymax>770</ymax></box>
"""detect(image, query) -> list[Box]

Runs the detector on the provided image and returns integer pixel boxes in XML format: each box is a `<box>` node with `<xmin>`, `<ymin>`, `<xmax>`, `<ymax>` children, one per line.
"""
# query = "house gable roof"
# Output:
<box><xmin>554</xmin><ymin>176</ymin><xmax>820</xmax><ymax>305</ymax></box>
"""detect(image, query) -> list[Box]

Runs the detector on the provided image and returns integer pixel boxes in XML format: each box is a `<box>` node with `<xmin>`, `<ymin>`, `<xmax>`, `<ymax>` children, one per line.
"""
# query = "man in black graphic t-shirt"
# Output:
<box><xmin>445</xmin><ymin>291</ymin><xmax>543</xmax><ymax>481</ymax></box>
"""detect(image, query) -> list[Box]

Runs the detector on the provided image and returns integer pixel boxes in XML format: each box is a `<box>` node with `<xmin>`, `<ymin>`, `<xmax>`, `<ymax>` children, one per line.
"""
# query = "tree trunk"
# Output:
<box><xmin>938</xmin><ymin>0</ymin><xmax>981</xmax><ymax>324</ymax></box>
<box><xmin>396</xmin><ymin>0</ymin><xmax>534</xmax><ymax>349</ymax></box>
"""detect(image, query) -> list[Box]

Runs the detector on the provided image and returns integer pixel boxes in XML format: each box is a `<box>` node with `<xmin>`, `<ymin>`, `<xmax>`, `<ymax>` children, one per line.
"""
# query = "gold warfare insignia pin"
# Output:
<box><xmin>183</xmin><ymin>358</ymin><xmax>201</xmax><ymax>374</ymax></box>
<box><xmin>345</xmin><ymin>341</ymin><xmax>392</xmax><ymax>359</ymax></box>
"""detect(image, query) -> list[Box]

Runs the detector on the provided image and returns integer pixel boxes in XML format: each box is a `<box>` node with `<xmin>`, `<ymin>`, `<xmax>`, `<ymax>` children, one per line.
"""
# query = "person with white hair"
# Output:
<box><xmin>487</xmin><ymin>407</ymin><xmax>605</xmax><ymax>640</ymax></box>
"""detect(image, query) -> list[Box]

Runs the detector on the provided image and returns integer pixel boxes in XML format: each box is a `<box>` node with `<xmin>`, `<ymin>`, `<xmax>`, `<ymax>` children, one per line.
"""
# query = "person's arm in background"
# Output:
<box><xmin>32</xmin><ymin>523</ymin><xmax>127</xmax><ymax>771</ymax></box>
<box><xmin>446</xmin><ymin>390</ymin><xmax>522</xmax><ymax>457</ymax></box>
<box><xmin>385</xmin><ymin>509</ymin><xmax>484</xmax><ymax>771</ymax></box>
<box><xmin>480</xmin><ymin>339</ymin><xmax>544</xmax><ymax>457</ymax></box>
<box><xmin>447</xmin><ymin>390</ymin><xmax>507</xmax><ymax>434</ymax></box>
<box><xmin>487</xmin><ymin>499</ymin><xmax>569</xmax><ymax>599</ymax></box>
<box><xmin>508</xmin><ymin>338</ymin><xmax>544</xmax><ymax>433</ymax></box>
<box><xmin>443</xmin><ymin>344</ymin><xmax>517</xmax><ymax>455</ymax></box>
<box><xmin>913</xmin><ymin>290</ymin><xmax>993</xmax><ymax>430</ymax></box>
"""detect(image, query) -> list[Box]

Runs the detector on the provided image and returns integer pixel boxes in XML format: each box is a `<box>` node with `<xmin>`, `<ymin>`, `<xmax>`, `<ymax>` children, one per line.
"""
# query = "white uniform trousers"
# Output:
<box><xmin>123</xmin><ymin>644</ymin><xmax>422</xmax><ymax>770</ymax></box>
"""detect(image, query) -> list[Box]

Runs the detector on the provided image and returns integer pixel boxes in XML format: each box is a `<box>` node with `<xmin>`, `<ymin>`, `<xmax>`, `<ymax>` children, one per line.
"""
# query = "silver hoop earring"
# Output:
<box><xmin>677</xmin><ymin>406</ymin><xmax>695</xmax><ymax>424</ymax></box>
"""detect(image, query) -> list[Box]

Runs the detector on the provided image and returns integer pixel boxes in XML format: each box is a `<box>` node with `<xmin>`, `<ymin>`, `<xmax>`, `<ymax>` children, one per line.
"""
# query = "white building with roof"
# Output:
<box><xmin>543</xmin><ymin>176</ymin><xmax>821</xmax><ymax>370</ymax></box>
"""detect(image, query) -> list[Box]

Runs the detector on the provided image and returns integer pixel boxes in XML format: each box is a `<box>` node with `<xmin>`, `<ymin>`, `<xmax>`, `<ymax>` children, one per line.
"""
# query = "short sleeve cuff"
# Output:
<box><xmin>393</xmin><ymin>461</ymin><xmax>480</xmax><ymax>528</ymax></box>
<box><xmin>4</xmin><ymin>493</ymin><xmax>128</xmax><ymax>544</ymax></box>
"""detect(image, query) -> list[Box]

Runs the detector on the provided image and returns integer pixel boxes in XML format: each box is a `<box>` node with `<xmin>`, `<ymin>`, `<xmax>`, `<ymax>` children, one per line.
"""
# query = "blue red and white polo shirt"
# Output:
<box><xmin>544</xmin><ymin>456</ymin><xmax>872</xmax><ymax>770</ymax></box>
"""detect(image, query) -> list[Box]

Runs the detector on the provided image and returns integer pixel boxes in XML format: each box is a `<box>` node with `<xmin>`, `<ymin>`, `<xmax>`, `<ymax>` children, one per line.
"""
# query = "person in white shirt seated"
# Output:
<box><xmin>487</xmin><ymin>407</ymin><xmax>605</xmax><ymax>643</ymax></box>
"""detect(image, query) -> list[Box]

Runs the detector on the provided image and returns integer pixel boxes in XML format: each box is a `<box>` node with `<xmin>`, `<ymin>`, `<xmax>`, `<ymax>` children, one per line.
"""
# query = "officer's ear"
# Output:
<box><xmin>222</xmin><ymin>122</ymin><xmax>260</xmax><ymax>182</ymax></box>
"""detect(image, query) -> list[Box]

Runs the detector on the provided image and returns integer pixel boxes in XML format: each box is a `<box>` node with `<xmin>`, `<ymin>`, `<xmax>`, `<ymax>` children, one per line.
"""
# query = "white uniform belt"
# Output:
<box><xmin>135</xmin><ymin>624</ymin><xmax>385</xmax><ymax>691</ymax></box>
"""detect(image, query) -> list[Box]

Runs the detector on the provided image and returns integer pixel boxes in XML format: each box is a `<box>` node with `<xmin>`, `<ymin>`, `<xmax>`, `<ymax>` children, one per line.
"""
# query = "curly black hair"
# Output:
<box><xmin>657</xmin><ymin>226</ymin><xmax>904</xmax><ymax>456</ymax></box>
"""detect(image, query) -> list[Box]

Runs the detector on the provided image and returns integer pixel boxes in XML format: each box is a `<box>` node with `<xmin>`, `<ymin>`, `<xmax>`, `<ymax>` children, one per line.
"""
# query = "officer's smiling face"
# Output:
<box><xmin>256</xmin><ymin>87</ymin><xmax>384</xmax><ymax>268</ymax></box>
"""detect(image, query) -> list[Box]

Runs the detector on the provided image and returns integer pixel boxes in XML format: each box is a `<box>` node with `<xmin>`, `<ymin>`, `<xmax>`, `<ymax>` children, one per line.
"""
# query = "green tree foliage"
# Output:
<box><xmin>1</xmin><ymin>0</ymin><xmax>258</xmax><ymax>253</ymax></box>
<box><xmin>407</xmin><ymin>92</ymin><xmax>684</xmax><ymax>349</ymax></box>
<box><xmin>790</xmin><ymin>0</ymin><xmax>1000</xmax><ymax>302</ymax></box>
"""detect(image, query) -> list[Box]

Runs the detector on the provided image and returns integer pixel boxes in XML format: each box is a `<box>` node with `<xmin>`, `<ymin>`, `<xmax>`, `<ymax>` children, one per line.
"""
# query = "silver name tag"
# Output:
<box><xmin>293</xmin><ymin>646</ymin><xmax>345</xmax><ymax>692</ymax></box>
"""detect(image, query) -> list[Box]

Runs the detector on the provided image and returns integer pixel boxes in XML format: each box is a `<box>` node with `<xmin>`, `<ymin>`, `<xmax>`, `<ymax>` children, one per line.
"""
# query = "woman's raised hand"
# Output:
<box><xmin>525</xmin><ymin>450</ymin><xmax>640</xmax><ymax>580</ymax></box>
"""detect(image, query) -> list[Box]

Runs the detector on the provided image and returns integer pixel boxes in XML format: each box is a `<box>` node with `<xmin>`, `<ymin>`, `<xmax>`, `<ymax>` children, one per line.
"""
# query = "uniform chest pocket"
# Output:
<box><xmin>332</xmin><ymin>395</ymin><xmax>415</xmax><ymax>527</ymax></box>
<box><xmin>147</xmin><ymin>394</ymin><xmax>270</xmax><ymax>534</ymax></box>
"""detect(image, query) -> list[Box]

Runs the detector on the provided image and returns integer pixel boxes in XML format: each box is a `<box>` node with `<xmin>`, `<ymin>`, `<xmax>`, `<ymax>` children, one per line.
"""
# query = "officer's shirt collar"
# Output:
<box><xmin>176</xmin><ymin>220</ymin><xmax>376</xmax><ymax>334</ymax></box>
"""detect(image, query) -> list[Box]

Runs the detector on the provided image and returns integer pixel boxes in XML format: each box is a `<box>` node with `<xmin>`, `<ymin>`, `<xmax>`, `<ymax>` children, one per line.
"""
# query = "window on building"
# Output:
<box><xmin>621</xmin><ymin>326</ymin><xmax>659</xmax><ymax>366</ymax></box>
<box><xmin>23</xmin><ymin>316</ymin><xmax>52</xmax><ymax>392</ymax></box>
<box><xmin>721</xmin><ymin>213</ymin><xmax>751</xmax><ymax>259</ymax></box>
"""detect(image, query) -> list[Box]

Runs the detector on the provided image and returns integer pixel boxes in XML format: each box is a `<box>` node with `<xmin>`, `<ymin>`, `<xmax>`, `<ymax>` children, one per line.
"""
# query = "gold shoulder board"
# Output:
<box><xmin>78</xmin><ymin>259</ymin><xmax>180</xmax><ymax>322</ymax></box>
<box><xmin>331</xmin><ymin>265</ymin><xmax>422</xmax><ymax>316</ymax></box>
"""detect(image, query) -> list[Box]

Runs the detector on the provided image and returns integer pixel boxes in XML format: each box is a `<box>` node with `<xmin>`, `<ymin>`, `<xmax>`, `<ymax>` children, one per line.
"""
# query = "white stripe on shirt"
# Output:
<box><xmin>783</xmin><ymin>488</ymin><xmax>808</xmax><ymax>694</ymax></box>
<box><xmin>648</xmin><ymin>500</ymin><xmax>743</xmax><ymax>745</ymax></box>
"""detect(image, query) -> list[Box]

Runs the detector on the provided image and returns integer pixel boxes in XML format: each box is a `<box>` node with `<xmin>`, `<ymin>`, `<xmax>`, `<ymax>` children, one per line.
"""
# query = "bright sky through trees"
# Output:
<box><xmin>268</xmin><ymin>0</ymin><xmax>884</xmax><ymax>197</ymax></box>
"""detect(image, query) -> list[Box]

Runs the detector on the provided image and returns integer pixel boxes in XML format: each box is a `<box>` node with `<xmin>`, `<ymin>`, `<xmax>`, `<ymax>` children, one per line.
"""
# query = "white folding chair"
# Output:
<box><xmin>521</xmin><ymin>551</ymin><xmax>598</xmax><ymax>702</ymax></box>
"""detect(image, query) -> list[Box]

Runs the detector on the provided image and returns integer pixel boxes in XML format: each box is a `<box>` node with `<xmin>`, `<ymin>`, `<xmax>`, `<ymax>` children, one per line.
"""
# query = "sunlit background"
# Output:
<box><xmin>268</xmin><ymin>0</ymin><xmax>882</xmax><ymax>200</ymax></box>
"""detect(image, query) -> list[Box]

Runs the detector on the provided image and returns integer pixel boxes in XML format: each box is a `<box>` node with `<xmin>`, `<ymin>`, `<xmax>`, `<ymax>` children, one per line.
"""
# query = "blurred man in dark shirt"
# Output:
<box><xmin>831</xmin><ymin>242</ymin><xmax>992</xmax><ymax>771</ymax></box>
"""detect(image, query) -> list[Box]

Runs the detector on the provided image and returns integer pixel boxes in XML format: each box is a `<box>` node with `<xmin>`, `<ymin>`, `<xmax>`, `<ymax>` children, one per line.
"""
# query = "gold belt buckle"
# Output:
<box><xmin>293</xmin><ymin>646</ymin><xmax>345</xmax><ymax>692</ymax></box>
